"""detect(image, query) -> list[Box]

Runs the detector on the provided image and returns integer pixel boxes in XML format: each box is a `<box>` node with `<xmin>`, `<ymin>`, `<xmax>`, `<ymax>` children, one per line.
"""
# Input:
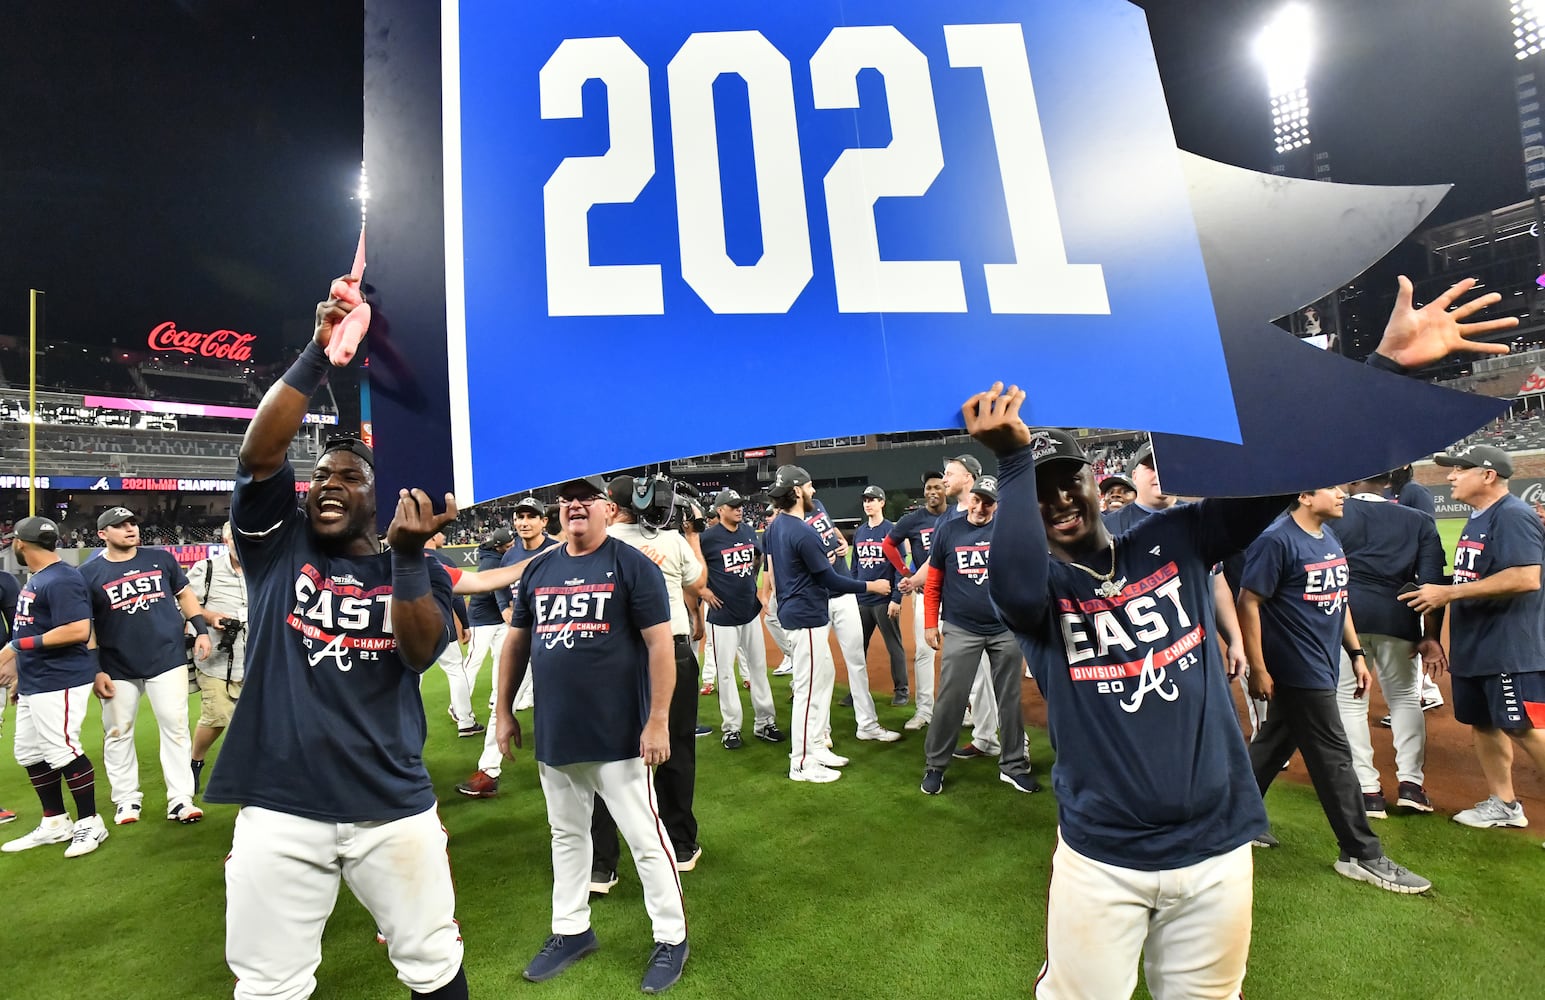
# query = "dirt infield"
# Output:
<box><xmin>757</xmin><ymin>613</ymin><xmax>1545</xmax><ymax>824</ymax></box>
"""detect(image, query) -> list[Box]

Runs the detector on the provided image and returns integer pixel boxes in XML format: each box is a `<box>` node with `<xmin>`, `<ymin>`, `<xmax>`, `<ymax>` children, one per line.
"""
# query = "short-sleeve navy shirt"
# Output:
<box><xmin>698</xmin><ymin>523</ymin><xmax>762</xmax><ymax>627</ymax></box>
<box><xmin>1450</xmin><ymin>493</ymin><xmax>1545</xmax><ymax>677</ymax></box>
<box><xmin>510</xmin><ymin>536</ymin><xmax>671</xmax><ymax>766</ymax></box>
<box><xmin>79</xmin><ymin>549</ymin><xmax>192</xmax><ymax>679</ymax></box>
<box><xmin>1240</xmin><ymin>519</ymin><xmax>1348</xmax><ymax>690</ymax></box>
<box><xmin>13</xmin><ymin>561</ymin><xmax>97</xmax><ymax>695</ymax></box>
<box><xmin>929</xmin><ymin>516</ymin><xmax>1003</xmax><ymax>635</ymax></box>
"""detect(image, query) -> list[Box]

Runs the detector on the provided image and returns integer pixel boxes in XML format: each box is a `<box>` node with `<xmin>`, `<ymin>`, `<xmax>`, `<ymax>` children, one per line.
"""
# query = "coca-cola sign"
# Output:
<box><xmin>147</xmin><ymin>322</ymin><xmax>257</xmax><ymax>362</ymax></box>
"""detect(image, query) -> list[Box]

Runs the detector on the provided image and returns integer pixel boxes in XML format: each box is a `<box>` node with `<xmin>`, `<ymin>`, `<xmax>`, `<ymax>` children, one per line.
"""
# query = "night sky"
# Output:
<box><xmin>0</xmin><ymin>0</ymin><xmax>1528</xmax><ymax>359</ymax></box>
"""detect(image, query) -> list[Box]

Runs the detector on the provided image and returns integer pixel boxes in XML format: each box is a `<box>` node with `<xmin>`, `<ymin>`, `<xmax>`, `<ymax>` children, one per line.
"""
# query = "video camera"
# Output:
<box><xmin>622</xmin><ymin>474</ymin><xmax>707</xmax><ymax>534</ymax></box>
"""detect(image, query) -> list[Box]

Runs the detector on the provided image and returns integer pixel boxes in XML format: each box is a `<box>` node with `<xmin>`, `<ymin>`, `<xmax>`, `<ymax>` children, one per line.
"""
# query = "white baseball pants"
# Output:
<box><xmin>225</xmin><ymin>805</ymin><xmax>463</xmax><ymax>999</ymax></box>
<box><xmin>537</xmin><ymin>758</ymin><xmax>686</xmax><ymax>944</ymax></box>
<box><xmin>763</xmin><ymin>597</ymin><xmax>794</xmax><ymax>659</ymax></box>
<box><xmin>968</xmin><ymin>656</ymin><xmax>1000</xmax><ymax>753</ymax></box>
<box><xmin>709</xmin><ymin>621</ymin><xmax>774</xmax><ymax>733</ymax></box>
<box><xmin>1336</xmin><ymin>635</ymin><xmax>1425</xmax><ymax>790</ymax></box>
<box><xmin>829</xmin><ymin>593</ymin><xmax>882</xmax><ymax>732</ymax></box>
<box><xmin>909</xmin><ymin>595</ymin><xmax>936</xmax><ymax>720</ymax></box>
<box><xmin>788</xmin><ymin>625</ymin><xmax>836</xmax><ymax>773</ymax></box>
<box><xmin>1037</xmin><ymin>835</ymin><xmax>1252</xmax><ymax>1000</ymax></box>
<box><xmin>13</xmin><ymin>683</ymin><xmax>92</xmax><ymax>769</ymax></box>
<box><xmin>447</xmin><ymin>623</ymin><xmax>504</xmax><ymax>724</ymax></box>
<box><xmin>435</xmin><ymin>639</ymin><xmax>472</xmax><ymax>723</ymax></box>
<box><xmin>100</xmin><ymin>666</ymin><xmax>194</xmax><ymax>810</ymax></box>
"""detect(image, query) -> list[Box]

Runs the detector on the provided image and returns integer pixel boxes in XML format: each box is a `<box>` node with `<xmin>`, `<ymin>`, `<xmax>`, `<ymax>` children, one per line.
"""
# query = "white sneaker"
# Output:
<box><xmin>2</xmin><ymin>814</ymin><xmax>73</xmax><ymax>853</ymax></box>
<box><xmin>771</xmin><ymin>664</ymin><xmax>794</xmax><ymax>677</ymax></box>
<box><xmin>167</xmin><ymin>802</ymin><xmax>204</xmax><ymax>824</ymax></box>
<box><xmin>856</xmin><ymin>725</ymin><xmax>902</xmax><ymax>743</ymax></box>
<box><xmin>63</xmin><ymin>815</ymin><xmax>109</xmax><ymax>858</ymax></box>
<box><xmin>789</xmin><ymin>763</ymin><xmax>842</xmax><ymax>783</ymax></box>
<box><xmin>903</xmin><ymin>714</ymin><xmax>931</xmax><ymax>731</ymax></box>
<box><xmin>1454</xmin><ymin>795</ymin><xmax>1528</xmax><ymax>829</ymax></box>
<box><xmin>962</xmin><ymin>708</ymin><xmax>974</xmax><ymax>727</ymax></box>
<box><xmin>114</xmin><ymin>801</ymin><xmax>141</xmax><ymax>825</ymax></box>
<box><xmin>813</xmin><ymin>749</ymin><xmax>850</xmax><ymax>768</ymax></box>
<box><xmin>513</xmin><ymin>696</ymin><xmax>534</xmax><ymax>711</ymax></box>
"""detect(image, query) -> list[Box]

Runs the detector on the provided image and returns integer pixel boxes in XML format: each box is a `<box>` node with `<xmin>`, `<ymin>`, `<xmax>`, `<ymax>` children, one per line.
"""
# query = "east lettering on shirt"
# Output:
<box><xmin>203</xmin><ymin>460</ymin><xmax>456</xmax><ymax>824</ymax></box>
<box><xmin>79</xmin><ymin>548</ymin><xmax>194</xmax><ymax>678</ymax></box>
<box><xmin>989</xmin><ymin>446</ymin><xmax>1278</xmax><ymax>871</ymax></box>
<box><xmin>12</xmin><ymin>562</ymin><xmax>97</xmax><ymax>696</ymax></box>
<box><xmin>851</xmin><ymin>518</ymin><xmax>900</xmax><ymax>609</ymax></box>
<box><xmin>1239</xmin><ymin>519</ymin><xmax>1349</xmax><ymax>690</ymax></box>
<box><xmin>803</xmin><ymin>499</ymin><xmax>851</xmax><ymax>575</ymax></box>
<box><xmin>1449</xmin><ymin>492</ymin><xmax>1545</xmax><ymax>677</ymax></box>
<box><xmin>698</xmin><ymin>522</ymin><xmax>763</xmax><ymax>627</ymax></box>
<box><xmin>928</xmin><ymin>517</ymin><xmax>1000</xmax><ymax>634</ymax></box>
<box><xmin>763</xmin><ymin>514</ymin><xmax>870</xmax><ymax>629</ymax></box>
<box><xmin>509</xmin><ymin>537</ymin><xmax>670</xmax><ymax>766</ymax></box>
<box><xmin>887</xmin><ymin>507</ymin><xmax>938</xmax><ymax>571</ymax></box>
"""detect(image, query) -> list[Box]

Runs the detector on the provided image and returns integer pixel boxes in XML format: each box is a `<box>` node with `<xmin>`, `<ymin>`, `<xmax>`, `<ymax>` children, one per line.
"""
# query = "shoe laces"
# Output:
<box><xmin>648</xmin><ymin>942</ymin><xmax>681</xmax><ymax>968</ymax></box>
<box><xmin>1365</xmin><ymin>856</ymin><xmax>1414</xmax><ymax>880</ymax></box>
<box><xmin>537</xmin><ymin>935</ymin><xmax>569</xmax><ymax>956</ymax></box>
<box><xmin>69</xmin><ymin>821</ymin><xmax>96</xmax><ymax>845</ymax></box>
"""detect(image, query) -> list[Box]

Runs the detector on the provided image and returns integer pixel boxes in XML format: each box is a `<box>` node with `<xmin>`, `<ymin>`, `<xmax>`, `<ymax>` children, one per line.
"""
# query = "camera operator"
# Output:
<box><xmin>187</xmin><ymin>522</ymin><xmax>248</xmax><ymax>798</ymax></box>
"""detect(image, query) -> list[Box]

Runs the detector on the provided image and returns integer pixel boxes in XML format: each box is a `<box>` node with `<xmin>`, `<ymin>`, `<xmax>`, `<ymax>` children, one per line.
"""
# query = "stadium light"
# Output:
<box><xmin>357</xmin><ymin>161</ymin><xmax>371</xmax><ymax>224</ymax></box>
<box><xmin>1515</xmin><ymin>1</ymin><xmax>1545</xmax><ymax>59</ymax></box>
<box><xmin>1254</xmin><ymin>3</ymin><xmax>1314</xmax><ymax>154</ymax></box>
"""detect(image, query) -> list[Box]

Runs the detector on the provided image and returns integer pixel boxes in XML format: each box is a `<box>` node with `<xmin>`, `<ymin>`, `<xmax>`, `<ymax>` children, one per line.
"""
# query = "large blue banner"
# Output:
<box><xmin>441</xmin><ymin>0</ymin><xmax>1238</xmax><ymax>501</ymax></box>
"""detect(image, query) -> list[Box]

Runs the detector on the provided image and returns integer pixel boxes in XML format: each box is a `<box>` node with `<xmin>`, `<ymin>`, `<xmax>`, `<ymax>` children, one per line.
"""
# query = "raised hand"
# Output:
<box><xmin>327</xmin><ymin>229</ymin><xmax>372</xmax><ymax>367</ymax></box>
<box><xmin>1374</xmin><ymin>276</ymin><xmax>1517</xmax><ymax>369</ymax></box>
<box><xmin>963</xmin><ymin>382</ymin><xmax>1031</xmax><ymax>456</ymax></box>
<box><xmin>314</xmin><ymin>274</ymin><xmax>363</xmax><ymax>355</ymax></box>
<box><xmin>386</xmin><ymin>489</ymin><xmax>459</xmax><ymax>552</ymax></box>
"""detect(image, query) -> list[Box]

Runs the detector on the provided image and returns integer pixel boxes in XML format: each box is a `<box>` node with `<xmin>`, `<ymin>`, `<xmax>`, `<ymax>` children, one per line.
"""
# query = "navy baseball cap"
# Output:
<box><xmin>768</xmin><ymin>465</ymin><xmax>812</xmax><ymax>498</ymax></box>
<box><xmin>321</xmin><ymin>434</ymin><xmax>375</xmax><ymax>468</ymax></box>
<box><xmin>1029</xmin><ymin>428</ymin><xmax>1090</xmax><ymax>468</ymax></box>
<box><xmin>1100</xmin><ymin>474</ymin><xmax>1136</xmax><ymax>494</ymax></box>
<box><xmin>862</xmin><ymin>485</ymin><xmax>886</xmax><ymax>501</ymax></box>
<box><xmin>557</xmin><ymin>475</ymin><xmax>608</xmax><ymax>498</ymax></box>
<box><xmin>970</xmin><ymin>476</ymin><xmax>999</xmax><ymax>502</ymax></box>
<box><xmin>945</xmin><ymin>454</ymin><xmax>983</xmax><ymax>477</ymax></box>
<box><xmin>512</xmin><ymin>496</ymin><xmax>546</xmax><ymax>517</ymax></box>
<box><xmin>12</xmin><ymin>515</ymin><xmax>59</xmax><ymax>547</ymax></box>
<box><xmin>712</xmin><ymin>489</ymin><xmax>745</xmax><ymax>508</ymax></box>
<box><xmin>487</xmin><ymin>528</ymin><xmax>514</xmax><ymax>545</ymax></box>
<box><xmin>921</xmin><ymin>469</ymin><xmax>944</xmax><ymax>483</ymax></box>
<box><xmin>1128</xmin><ymin>440</ymin><xmax>1155</xmax><ymax>474</ymax></box>
<box><xmin>97</xmin><ymin>506</ymin><xmax>137</xmax><ymax>530</ymax></box>
<box><xmin>1434</xmin><ymin>444</ymin><xmax>1512</xmax><ymax>478</ymax></box>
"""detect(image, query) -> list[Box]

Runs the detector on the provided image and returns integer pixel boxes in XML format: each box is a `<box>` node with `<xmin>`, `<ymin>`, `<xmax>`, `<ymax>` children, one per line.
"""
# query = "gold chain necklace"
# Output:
<box><xmin>1067</xmin><ymin>539</ymin><xmax>1127</xmax><ymax>599</ymax></box>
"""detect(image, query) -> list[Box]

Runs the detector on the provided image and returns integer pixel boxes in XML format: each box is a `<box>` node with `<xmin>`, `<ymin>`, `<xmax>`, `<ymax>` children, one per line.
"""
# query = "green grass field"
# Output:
<box><xmin>1436</xmin><ymin>516</ymin><xmax>1465</xmax><ymax>575</ymax></box>
<box><xmin>2</xmin><ymin>663</ymin><xmax>1538</xmax><ymax>1000</ymax></box>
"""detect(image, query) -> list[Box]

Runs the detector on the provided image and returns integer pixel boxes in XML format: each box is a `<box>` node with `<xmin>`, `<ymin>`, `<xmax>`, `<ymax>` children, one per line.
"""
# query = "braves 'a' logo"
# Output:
<box><xmin>307</xmin><ymin>634</ymin><xmax>352</xmax><ymax>672</ymax></box>
<box><xmin>1119</xmin><ymin>648</ymin><xmax>1179</xmax><ymax>714</ymax></box>
<box><xmin>542</xmin><ymin>620</ymin><xmax>577</xmax><ymax>650</ymax></box>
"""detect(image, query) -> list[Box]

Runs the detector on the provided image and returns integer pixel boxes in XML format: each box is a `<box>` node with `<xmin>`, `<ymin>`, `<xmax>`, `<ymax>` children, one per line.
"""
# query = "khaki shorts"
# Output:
<box><xmin>197</xmin><ymin>673</ymin><xmax>243</xmax><ymax>728</ymax></box>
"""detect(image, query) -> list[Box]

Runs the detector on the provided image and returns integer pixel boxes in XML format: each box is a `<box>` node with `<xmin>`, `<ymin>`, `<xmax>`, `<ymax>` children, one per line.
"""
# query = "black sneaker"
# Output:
<box><xmin>891</xmin><ymin>691</ymin><xmax>909</xmax><ymax>707</ymax></box>
<box><xmin>1364</xmin><ymin>791</ymin><xmax>1388</xmax><ymax>819</ymax></box>
<box><xmin>675</xmin><ymin>843</ymin><xmax>702</xmax><ymax>872</ymax></box>
<box><xmin>920</xmin><ymin>768</ymin><xmax>944</xmax><ymax>795</ymax></box>
<box><xmin>721</xmin><ymin>730</ymin><xmax>743</xmax><ymax>750</ymax></box>
<box><xmin>588</xmin><ymin>868</ymin><xmax>618</xmax><ymax>895</ymax></box>
<box><xmin>999</xmin><ymin>771</ymin><xmax>1041</xmax><ymax>794</ymax></box>
<box><xmin>1397</xmin><ymin>781</ymin><xmax>1434</xmax><ymax>813</ymax></box>
<box><xmin>457</xmin><ymin>721</ymin><xmax>487</xmax><ymax>738</ymax></box>
<box><xmin>640</xmin><ymin>940</ymin><xmax>689</xmax><ymax>994</ymax></box>
<box><xmin>1252</xmin><ymin>830</ymin><xmax>1280</xmax><ymax>848</ymax></box>
<box><xmin>523</xmin><ymin>930</ymin><xmax>600</xmax><ymax>982</ymax></box>
<box><xmin>693</xmin><ymin>725</ymin><xmax>712</xmax><ymax>738</ymax></box>
<box><xmin>753</xmin><ymin>724</ymin><xmax>785</xmax><ymax>743</ymax></box>
<box><xmin>191</xmin><ymin>759</ymin><xmax>205</xmax><ymax>798</ymax></box>
<box><xmin>839</xmin><ymin>693</ymin><xmax>854</xmax><ymax>708</ymax></box>
<box><xmin>952</xmin><ymin>743</ymin><xmax>991</xmax><ymax>760</ymax></box>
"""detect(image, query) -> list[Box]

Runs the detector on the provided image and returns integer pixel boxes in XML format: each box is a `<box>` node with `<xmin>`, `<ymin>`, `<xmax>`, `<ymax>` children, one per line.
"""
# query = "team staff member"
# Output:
<box><xmin>853</xmin><ymin>486</ymin><xmax>907</xmax><ymax>706</ymax></box>
<box><xmin>188</xmin><ymin>522</ymin><xmax>249</xmax><ymax>798</ymax></box>
<box><xmin>455</xmin><ymin>528</ymin><xmax>513</xmax><ymax>732</ymax></box>
<box><xmin>699</xmin><ymin>489</ymin><xmax>781</xmax><ymax>750</ymax></box>
<box><xmin>457</xmin><ymin>497</ymin><xmax>558</xmax><ymax>798</ymax></box>
<box><xmin>1333</xmin><ymin>474</ymin><xmax>1446</xmax><ymax>815</ymax></box>
<box><xmin>764</xmin><ymin>465</ymin><xmax>893</xmax><ymax>783</ymax></box>
<box><xmin>80</xmin><ymin>506</ymin><xmax>210</xmax><ymax>825</ymax></box>
<box><xmin>1238</xmin><ymin>489</ymin><xmax>1430</xmax><ymax>893</ymax></box>
<box><xmin>1102</xmin><ymin>442</ymin><xmax>1170</xmax><ymax>535</ymax></box>
<box><xmin>1099</xmin><ymin>474</ymin><xmax>1136</xmax><ymax>512</ymax></box>
<box><xmin>1403</xmin><ymin>445</ymin><xmax>1545</xmax><ymax>831</ymax></box>
<box><xmin>602</xmin><ymin>476</ymin><xmax>706</xmax><ymax>874</ymax></box>
<box><xmin>0</xmin><ymin>564</ymin><xmax>20</xmax><ymax>825</ymax></box>
<box><xmin>205</xmin><ymin>278</ymin><xmax>468</xmax><ymax>999</ymax></box>
<box><xmin>883</xmin><ymin>470</ymin><xmax>948</xmax><ymax>729</ymax></box>
<box><xmin>0</xmin><ymin>516</ymin><xmax>110</xmax><ymax>858</ymax></box>
<box><xmin>495</xmin><ymin>475</ymin><xmax>688</xmax><ymax>994</ymax></box>
<box><xmin>919</xmin><ymin>476</ymin><xmax>1038</xmax><ymax>796</ymax></box>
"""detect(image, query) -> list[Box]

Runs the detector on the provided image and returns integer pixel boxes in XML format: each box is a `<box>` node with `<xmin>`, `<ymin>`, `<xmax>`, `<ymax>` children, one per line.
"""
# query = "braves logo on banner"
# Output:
<box><xmin>438</xmin><ymin>0</ymin><xmax>1237</xmax><ymax>501</ymax></box>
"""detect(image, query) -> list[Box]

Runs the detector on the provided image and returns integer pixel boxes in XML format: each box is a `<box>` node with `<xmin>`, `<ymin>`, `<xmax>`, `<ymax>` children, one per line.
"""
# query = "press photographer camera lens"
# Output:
<box><xmin>214</xmin><ymin>617</ymin><xmax>245</xmax><ymax>653</ymax></box>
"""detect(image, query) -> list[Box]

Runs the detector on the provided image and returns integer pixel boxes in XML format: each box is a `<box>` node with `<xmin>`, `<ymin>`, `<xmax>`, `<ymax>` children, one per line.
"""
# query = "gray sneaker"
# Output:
<box><xmin>1454</xmin><ymin>795</ymin><xmax>1528</xmax><ymax>829</ymax></box>
<box><xmin>1334</xmin><ymin>854</ymin><xmax>1431</xmax><ymax>894</ymax></box>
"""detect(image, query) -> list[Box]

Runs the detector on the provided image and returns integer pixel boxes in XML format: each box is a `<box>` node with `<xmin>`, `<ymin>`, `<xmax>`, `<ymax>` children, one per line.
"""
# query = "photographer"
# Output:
<box><xmin>188</xmin><ymin>522</ymin><xmax>247</xmax><ymax>797</ymax></box>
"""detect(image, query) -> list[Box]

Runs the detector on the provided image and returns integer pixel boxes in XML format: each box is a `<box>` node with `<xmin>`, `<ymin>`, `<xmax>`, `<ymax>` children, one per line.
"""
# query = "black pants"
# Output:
<box><xmin>1249</xmin><ymin>683</ymin><xmax>1381</xmax><ymax>861</ymax></box>
<box><xmin>858</xmin><ymin>602</ymin><xmax>908</xmax><ymax>694</ymax></box>
<box><xmin>593</xmin><ymin>636</ymin><xmax>699</xmax><ymax>868</ymax></box>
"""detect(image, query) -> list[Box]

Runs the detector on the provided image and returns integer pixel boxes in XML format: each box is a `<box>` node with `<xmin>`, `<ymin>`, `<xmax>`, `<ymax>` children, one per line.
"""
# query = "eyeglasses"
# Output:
<box><xmin>558</xmin><ymin>494</ymin><xmax>606</xmax><ymax>506</ymax></box>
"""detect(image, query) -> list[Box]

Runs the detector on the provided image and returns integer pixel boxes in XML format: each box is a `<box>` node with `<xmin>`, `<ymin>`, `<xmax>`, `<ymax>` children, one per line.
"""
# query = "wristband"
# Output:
<box><xmin>1365</xmin><ymin>352</ymin><xmax>1407</xmax><ymax>375</ymax></box>
<box><xmin>392</xmin><ymin>550</ymin><xmax>432</xmax><ymax>602</ymax></box>
<box><xmin>1348</xmin><ymin>649</ymin><xmax>1366</xmax><ymax>659</ymax></box>
<box><xmin>188</xmin><ymin>615</ymin><xmax>210</xmax><ymax>636</ymax></box>
<box><xmin>281</xmin><ymin>341</ymin><xmax>330</xmax><ymax>396</ymax></box>
<box><xmin>12</xmin><ymin>635</ymin><xmax>40</xmax><ymax>652</ymax></box>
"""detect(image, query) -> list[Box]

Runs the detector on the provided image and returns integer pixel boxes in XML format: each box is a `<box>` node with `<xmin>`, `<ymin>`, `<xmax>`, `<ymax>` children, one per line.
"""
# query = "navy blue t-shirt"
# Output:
<box><xmin>495</xmin><ymin>538</ymin><xmax>560</xmax><ymax>613</ymax></box>
<box><xmin>1396</xmin><ymin>480</ymin><xmax>1436</xmax><ymax>517</ymax></box>
<box><xmin>989</xmin><ymin>445</ymin><xmax>1276</xmax><ymax>871</ymax></box>
<box><xmin>1450</xmin><ymin>493</ymin><xmax>1545</xmax><ymax>677</ymax></box>
<box><xmin>510</xmin><ymin>536</ymin><xmax>670</xmax><ymax>766</ymax></box>
<box><xmin>852</xmin><ymin>520</ymin><xmax>900</xmax><ymax>608</ymax></box>
<box><xmin>1335</xmin><ymin>497</ymin><xmax>1444</xmax><ymax>641</ymax></box>
<box><xmin>698</xmin><ymin>523</ymin><xmax>762</xmax><ymax>627</ymax></box>
<box><xmin>1240</xmin><ymin>518</ymin><xmax>1349</xmax><ymax>690</ymax></box>
<box><xmin>1102</xmin><ymin>501</ymin><xmax>1162</xmax><ymax>536</ymax></box>
<box><xmin>803</xmin><ymin>499</ymin><xmax>850</xmax><ymax>576</ymax></box>
<box><xmin>0</xmin><ymin>570</ymin><xmax>19</xmax><ymax>645</ymax></box>
<box><xmin>204</xmin><ymin>460</ymin><xmax>455</xmax><ymax>824</ymax></box>
<box><xmin>79</xmin><ymin>549</ymin><xmax>193</xmax><ymax>679</ymax></box>
<box><xmin>929</xmin><ymin>516</ymin><xmax>1002</xmax><ymax>634</ymax></box>
<box><xmin>467</xmin><ymin>544</ymin><xmax>508</xmax><ymax>625</ymax></box>
<box><xmin>764</xmin><ymin>512</ymin><xmax>869</xmax><ymax>629</ymax></box>
<box><xmin>13</xmin><ymin>561</ymin><xmax>97</xmax><ymax>696</ymax></box>
<box><xmin>887</xmin><ymin>507</ymin><xmax>941</xmax><ymax>571</ymax></box>
<box><xmin>431</xmin><ymin>549</ymin><xmax>469</xmax><ymax>628</ymax></box>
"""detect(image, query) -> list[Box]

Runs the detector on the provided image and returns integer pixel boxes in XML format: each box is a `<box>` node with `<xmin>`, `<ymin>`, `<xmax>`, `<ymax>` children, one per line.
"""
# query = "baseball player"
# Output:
<box><xmin>79</xmin><ymin>505</ymin><xmax>210</xmax><ymax>825</ymax></box>
<box><xmin>882</xmin><ymin>470</ymin><xmax>948</xmax><ymax>729</ymax></box>
<box><xmin>203</xmin><ymin>279</ymin><xmax>468</xmax><ymax>999</ymax></box>
<box><xmin>0</xmin><ymin>516</ymin><xmax>111</xmax><ymax>858</ymax></box>
<box><xmin>763</xmin><ymin>466</ymin><xmax>893</xmax><ymax>783</ymax></box>
<box><xmin>0</xmin><ymin>564</ymin><xmax>20</xmax><ymax>825</ymax></box>
<box><xmin>455</xmin><ymin>527</ymin><xmax>513</xmax><ymax>729</ymax></box>
<box><xmin>852</xmin><ymin>486</ymin><xmax>907</xmax><ymax>706</ymax></box>
<box><xmin>698</xmin><ymin>489</ymin><xmax>781</xmax><ymax>749</ymax></box>
<box><xmin>494</xmin><ymin>474</ymin><xmax>689</xmax><ymax>994</ymax></box>
<box><xmin>425</xmin><ymin>531</ymin><xmax>477</xmax><ymax>736</ymax></box>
